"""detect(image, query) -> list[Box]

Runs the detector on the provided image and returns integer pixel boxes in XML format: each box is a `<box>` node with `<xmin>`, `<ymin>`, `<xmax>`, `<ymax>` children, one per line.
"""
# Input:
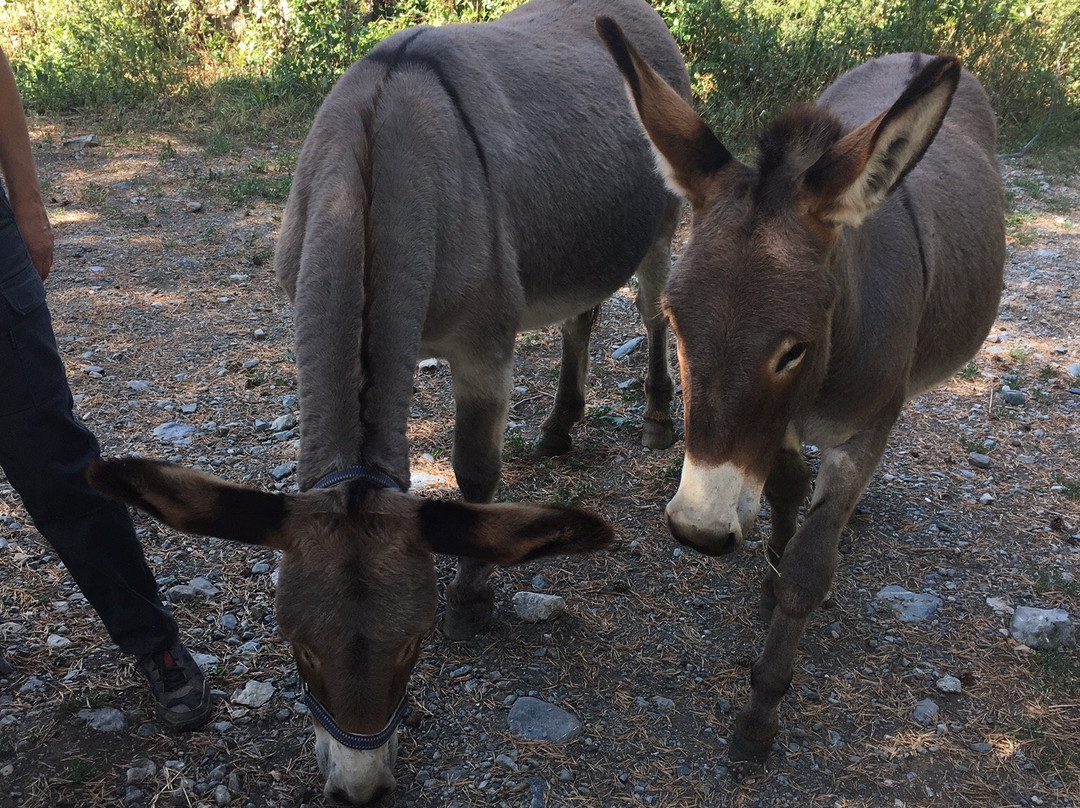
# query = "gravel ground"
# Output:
<box><xmin>0</xmin><ymin>119</ymin><xmax>1077</xmax><ymax>808</ymax></box>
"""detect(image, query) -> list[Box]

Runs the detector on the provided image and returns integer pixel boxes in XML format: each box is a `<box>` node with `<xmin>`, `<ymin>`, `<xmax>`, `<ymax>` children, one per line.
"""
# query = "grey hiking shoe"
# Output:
<box><xmin>137</xmin><ymin>641</ymin><xmax>212</xmax><ymax>730</ymax></box>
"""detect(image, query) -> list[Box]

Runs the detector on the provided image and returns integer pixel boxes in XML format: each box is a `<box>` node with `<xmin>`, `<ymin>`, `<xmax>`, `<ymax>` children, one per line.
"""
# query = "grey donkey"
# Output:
<box><xmin>599</xmin><ymin>19</ymin><xmax>1004</xmax><ymax>762</ymax></box>
<box><xmin>276</xmin><ymin>0</ymin><xmax>689</xmax><ymax>644</ymax></box>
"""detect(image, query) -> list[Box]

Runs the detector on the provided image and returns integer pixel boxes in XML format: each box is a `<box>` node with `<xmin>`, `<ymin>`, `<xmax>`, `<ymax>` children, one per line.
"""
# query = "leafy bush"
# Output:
<box><xmin>2</xmin><ymin>0</ymin><xmax>1077</xmax><ymax>152</ymax></box>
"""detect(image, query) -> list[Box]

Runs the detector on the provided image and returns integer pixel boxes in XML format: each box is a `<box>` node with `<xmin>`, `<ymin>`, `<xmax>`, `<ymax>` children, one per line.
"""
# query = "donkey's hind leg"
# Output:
<box><xmin>635</xmin><ymin>203</ymin><xmax>678</xmax><ymax>450</ymax></box>
<box><xmin>534</xmin><ymin>307</ymin><xmax>599</xmax><ymax>457</ymax></box>
<box><xmin>443</xmin><ymin>351</ymin><xmax>513</xmax><ymax>639</ymax></box>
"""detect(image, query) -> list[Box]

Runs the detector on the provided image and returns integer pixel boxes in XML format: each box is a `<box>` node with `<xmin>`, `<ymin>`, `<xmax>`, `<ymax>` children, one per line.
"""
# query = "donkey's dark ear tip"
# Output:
<box><xmin>926</xmin><ymin>54</ymin><xmax>962</xmax><ymax>87</ymax></box>
<box><xmin>594</xmin><ymin>16</ymin><xmax>626</xmax><ymax>53</ymax></box>
<box><xmin>578</xmin><ymin>509</ymin><xmax>616</xmax><ymax>550</ymax></box>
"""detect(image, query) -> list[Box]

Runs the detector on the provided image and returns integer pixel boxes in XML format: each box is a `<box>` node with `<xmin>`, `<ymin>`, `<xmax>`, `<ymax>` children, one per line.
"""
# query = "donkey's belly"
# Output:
<box><xmin>517</xmin><ymin>286</ymin><xmax>623</xmax><ymax>332</ymax></box>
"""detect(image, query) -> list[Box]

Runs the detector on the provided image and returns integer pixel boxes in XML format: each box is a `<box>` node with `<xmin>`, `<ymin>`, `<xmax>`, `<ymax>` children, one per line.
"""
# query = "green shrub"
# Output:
<box><xmin>2</xmin><ymin>0</ymin><xmax>1077</xmax><ymax>152</ymax></box>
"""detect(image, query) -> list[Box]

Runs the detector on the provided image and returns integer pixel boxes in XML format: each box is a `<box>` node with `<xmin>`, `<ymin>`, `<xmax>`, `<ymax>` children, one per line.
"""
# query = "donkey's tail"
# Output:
<box><xmin>278</xmin><ymin>111</ymin><xmax>373</xmax><ymax>490</ymax></box>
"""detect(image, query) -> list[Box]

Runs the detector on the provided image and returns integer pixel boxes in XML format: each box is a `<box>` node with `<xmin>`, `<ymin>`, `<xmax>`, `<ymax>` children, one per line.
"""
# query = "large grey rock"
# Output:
<box><xmin>875</xmin><ymin>586</ymin><xmax>943</xmax><ymax>622</ymax></box>
<box><xmin>79</xmin><ymin>706</ymin><xmax>126</xmax><ymax>732</ymax></box>
<box><xmin>512</xmin><ymin>592</ymin><xmax>567</xmax><ymax>622</ymax></box>
<box><xmin>1010</xmin><ymin>606</ymin><xmax>1074</xmax><ymax>649</ymax></box>
<box><xmin>508</xmin><ymin>697</ymin><xmax>582</xmax><ymax>743</ymax></box>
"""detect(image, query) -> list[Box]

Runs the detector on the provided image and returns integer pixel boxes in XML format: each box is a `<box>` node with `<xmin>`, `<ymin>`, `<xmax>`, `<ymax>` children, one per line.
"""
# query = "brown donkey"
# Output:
<box><xmin>598</xmin><ymin>20</ymin><xmax>1005</xmax><ymax>761</ymax></box>
<box><xmin>89</xmin><ymin>456</ymin><xmax>611</xmax><ymax>804</ymax></box>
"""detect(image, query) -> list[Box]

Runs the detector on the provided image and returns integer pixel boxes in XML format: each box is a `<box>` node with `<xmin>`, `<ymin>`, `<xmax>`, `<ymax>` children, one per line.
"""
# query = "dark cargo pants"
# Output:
<box><xmin>0</xmin><ymin>186</ymin><xmax>177</xmax><ymax>656</ymax></box>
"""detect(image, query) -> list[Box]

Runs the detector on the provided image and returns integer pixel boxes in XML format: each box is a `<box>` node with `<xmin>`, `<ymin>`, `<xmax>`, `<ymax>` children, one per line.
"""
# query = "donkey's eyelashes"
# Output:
<box><xmin>775</xmin><ymin>342</ymin><xmax>808</xmax><ymax>374</ymax></box>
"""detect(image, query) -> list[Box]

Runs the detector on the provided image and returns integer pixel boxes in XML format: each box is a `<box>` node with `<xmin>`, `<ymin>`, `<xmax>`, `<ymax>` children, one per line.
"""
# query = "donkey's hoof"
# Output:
<box><xmin>441</xmin><ymin>604</ymin><xmax>494</xmax><ymax>640</ymax></box>
<box><xmin>729</xmin><ymin>731</ymin><xmax>775</xmax><ymax>764</ymax></box>
<box><xmin>534</xmin><ymin>429</ymin><xmax>573</xmax><ymax>458</ymax></box>
<box><xmin>641</xmin><ymin>418</ymin><xmax>675</xmax><ymax>450</ymax></box>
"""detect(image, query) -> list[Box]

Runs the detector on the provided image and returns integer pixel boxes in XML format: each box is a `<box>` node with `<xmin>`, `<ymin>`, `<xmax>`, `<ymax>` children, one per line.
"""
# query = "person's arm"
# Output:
<box><xmin>0</xmin><ymin>45</ymin><xmax>53</xmax><ymax>280</ymax></box>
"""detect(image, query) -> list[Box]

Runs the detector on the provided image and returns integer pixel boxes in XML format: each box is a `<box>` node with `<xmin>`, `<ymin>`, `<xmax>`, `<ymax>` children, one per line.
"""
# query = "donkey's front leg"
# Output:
<box><xmin>732</xmin><ymin>420</ymin><xmax>893</xmax><ymax>762</ymax></box>
<box><xmin>759</xmin><ymin>427</ymin><xmax>811</xmax><ymax>623</ymax></box>
<box><xmin>443</xmin><ymin>352</ymin><xmax>514</xmax><ymax>640</ymax></box>
<box><xmin>535</xmin><ymin>307</ymin><xmax>598</xmax><ymax>457</ymax></box>
<box><xmin>635</xmin><ymin>206</ymin><xmax>678</xmax><ymax>449</ymax></box>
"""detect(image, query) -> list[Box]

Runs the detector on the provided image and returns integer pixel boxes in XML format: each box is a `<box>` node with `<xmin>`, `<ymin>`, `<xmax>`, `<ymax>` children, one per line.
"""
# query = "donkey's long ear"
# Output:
<box><xmin>595</xmin><ymin>16</ymin><xmax>733</xmax><ymax>209</ymax></box>
<box><xmin>88</xmin><ymin>457</ymin><xmax>293</xmax><ymax>552</ymax></box>
<box><xmin>413</xmin><ymin>499</ymin><xmax>614</xmax><ymax>565</ymax></box>
<box><xmin>804</xmin><ymin>55</ymin><xmax>961</xmax><ymax>226</ymax></box>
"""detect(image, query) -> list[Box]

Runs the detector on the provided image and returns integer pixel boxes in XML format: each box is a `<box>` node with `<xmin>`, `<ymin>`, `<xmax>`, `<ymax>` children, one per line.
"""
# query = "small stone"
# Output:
<box><xmin>270</xmin><ymin>414</ymin><xmax>296</xmax><ymax>432</ymax></box>
<box><xmin>83</xmin><ymin>365</ymin><xmax>105</xmax><ymax>375</ymax></box>
<box><xmin>213</xmin><ymin>784</ymin><xmax>231</xmax><ymax>806</ymax></box>
<box><xmin>936</xmin><ymin>675</ymin><xmax>963</xmax><ymax>694</ymax></box>
<box><xmin>17</xmin><ymin>676</ymin><xmax>44</xmax><ymax>694</ymax></box>
<box><xmin>913</xmin><ymin>699</ymin><xmax>939</xmax><ymax>726</ymax></box>
<box><xmin>167</xmin><ymin>584</ymin><xmax>197</xmax><ymax>602</ymax></box>
<box><xmin>189</xmin><ymin>577</ymin><xmax>219</xmax><ymax>597</ymax></box>
<box><xmin>125</xmin><ymin>787</ymin><xmax>144</xmax><ymax>804</ymax></box>
<box><xmin>153</xmin><ymin>422</ymin><xmax>197</xmax><ymax>445</ymax></box>
<box><xmin>193</xmin><ymin>653</ymin><xmax>219</xmax><ymax>669</ymax></box>
<box><xmin>251</xmin><ymin>562</ymin><xmax>271</xmax><ymax>575</ymax></box>
<box><xmin>970</xmin><ymin>742</ymin><xmax>993</xmax><ymax>752</ymax></box>
<box><xmin>186</xmin><ymin>201</ymin><xmax>203</xmax><ymax>213</ymax></box>
<box><xmin>79</xmin><ymin>706</ymin><xmax>126</xmax><ymax>732</ymax></box>
<box><xmin>986</xmin><ymin>596</ymin><xmax>1013</xmax><ymax>614</ymax></box>
<box><xmin>1010</xmin><ymin>606</ymin><xmax>1074</xmax><ymax>650</ymax></box>
<box><xmin>1068</xmin><ymin>363</ymin><xmax>1080</xmax><ymax>379</ymax></box>
<box><xmin>979</xmin><ymin>493</ymin><xmax>995</xmax><ymax>505</ymax></box>
<box><xmin>508</xmin><ymin>697</ymin><xmax>583</xmax><ymax>743</ymax></box>
<box><xmin>65</xmin><ymin>134</ymin><xmax>100</xmax><ymax>149</ymax></box>
<box><xmin>253</xmin><ymin>328</ymin><xmax>267</xmax><ymax>339</ymax></box>
<box><xmin>494</xmin><ymin>754</ymin><xmax>519</xmax><ymax>772</ymax></box>
<box><xmin>126</xmin><ymin>760</ymin><xmax>156</xmax><ymax>784</ymax></box>
<box><xmin>181</xmin><ymin>403</ymin><xmax>198</xmax><ymax>414</ymax></box>
<box><xmin>968</xmin><ymin>452</ymin><xmax>991</xmax><ymax>469</ymax></box>
<box><xmin>612</xmin><ymin>336</ymin><xmax>644</xmax><ymax>359</ymax></box>
<box><xmin>652</xmin><ymin>696</ymin><xmax>675</xmax><ymax>711</ymax></box>
<box><xmin>47</xmin><ymin>634</ymin><xmax>72</xmax><ymax>648</ymax></box>
<box><xmin>1000</xmin><ymin>389</ymin><xmax>1026</xmax><ymax>406</ymax></box>
<box><xmin>512</xmin><ymin>592</ymin><xmax>567</xmax><ymax>622</ymax></box>
<box><xmin>128</xmin><ymin>380</ymin><xmax>151</xmax><ymax>392</ymax></box>
<box><xmin>875</xmin><ymin>586</ymin><xmax>943</xmax><ymax>622</ymax></box>
<box><xmin>231</xmin><ymin>680</ymin><xmax>275</xmax><ymax>708</ymax></box>
<box><xmin>282</xmin><ymin>395</ymin><xmax>298</xmax><ymax>409</ymax></box>
<box><xmin>270</xmin><ymin>462</ymin><xmax>295</xmax><ymax>481</ymax></box>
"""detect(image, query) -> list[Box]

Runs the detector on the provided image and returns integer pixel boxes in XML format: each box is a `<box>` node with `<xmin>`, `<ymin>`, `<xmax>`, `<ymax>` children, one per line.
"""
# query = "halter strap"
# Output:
<box><xmin>301</xmin><ymin>679</ymin><xmax>409</xmax><ymax>751</ymax></box>
<box><xmin>311</xmin><ymin>465</ymin><xmax>403</xmax><ymax>492</ymax></box>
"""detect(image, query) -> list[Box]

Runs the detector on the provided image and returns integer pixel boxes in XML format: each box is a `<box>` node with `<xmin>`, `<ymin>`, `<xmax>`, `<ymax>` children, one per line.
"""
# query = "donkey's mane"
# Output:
<box><xmin>756</xmin><ymin>105</ymin><xmax>843</xmax><ymax>186</ymax></box>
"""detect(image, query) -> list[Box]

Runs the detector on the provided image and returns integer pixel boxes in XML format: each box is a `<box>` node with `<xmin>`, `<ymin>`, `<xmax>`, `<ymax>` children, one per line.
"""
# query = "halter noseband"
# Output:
<box><xmin>300</xmin><ymin>464</ymin><xmax>409</xmax><ymax>750</ymax></box>
<box><xmin>311</xmin><ymin>464</ymin><xmax>403</xmax><ymax>492</ymax></box>
<box><xmin>301</xmin><ymin>680</ymin><xmax>409</xmax><ymax>751</ymax></box>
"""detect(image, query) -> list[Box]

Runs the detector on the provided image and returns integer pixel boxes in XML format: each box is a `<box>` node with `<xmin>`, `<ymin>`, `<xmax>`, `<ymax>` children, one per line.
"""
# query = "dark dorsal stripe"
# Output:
<box><xmin>898</xmin><ymin>185</ymin><xmax>930</xmax><ymax>301</ymax></box>
<box><xmin>366</xmin><ymin>39</ymin><xmax>490</xmax><ymax>181</ymax></box>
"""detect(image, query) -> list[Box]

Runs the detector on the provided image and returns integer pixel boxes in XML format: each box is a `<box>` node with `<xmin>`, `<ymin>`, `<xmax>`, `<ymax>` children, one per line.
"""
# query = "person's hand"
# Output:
<box><xmin>14</xmin><ymin>198</ymin><xmax>53</xmax><ymax>280</ymax></box>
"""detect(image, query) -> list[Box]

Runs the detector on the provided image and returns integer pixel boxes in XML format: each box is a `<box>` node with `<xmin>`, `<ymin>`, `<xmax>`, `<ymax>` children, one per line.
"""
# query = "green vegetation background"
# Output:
<box><xmin>2</xmin><ymin>0</ymin><xmax>1078</xmax><ymax>154</ymax></box>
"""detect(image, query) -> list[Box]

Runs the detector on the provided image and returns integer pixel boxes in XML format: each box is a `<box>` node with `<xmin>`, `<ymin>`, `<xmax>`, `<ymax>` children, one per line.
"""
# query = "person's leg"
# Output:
<box><xmin>0</xmin><ymin>217</ymin><xmax>210</xmax><ymax>727</ymax></box>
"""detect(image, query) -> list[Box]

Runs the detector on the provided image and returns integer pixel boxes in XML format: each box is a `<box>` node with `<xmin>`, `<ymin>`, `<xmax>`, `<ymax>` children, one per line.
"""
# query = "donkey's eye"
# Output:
<box><xmin>775</xmin><ymin>343</ymin><xmax>808</xmax><ymax>373</ymax></box>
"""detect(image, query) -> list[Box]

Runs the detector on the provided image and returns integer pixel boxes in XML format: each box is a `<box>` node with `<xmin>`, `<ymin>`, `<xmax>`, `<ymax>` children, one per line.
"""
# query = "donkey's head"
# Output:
<box><xmin>597</xmin><ymin>18</ymin><xmax>959</xmax><ymax>555</ymax></box>
<box><xmin>88</xmin><ymin>457</ymin><xmax>612</xmax><ymax>805</ymax></box>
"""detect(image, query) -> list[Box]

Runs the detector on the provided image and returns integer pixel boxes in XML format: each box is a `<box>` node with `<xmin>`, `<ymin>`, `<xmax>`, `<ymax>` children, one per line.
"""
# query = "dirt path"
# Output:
<box><xmin>0</xmin><ymin>122</ymin><xmax>1076</xmax><ymax>808</ymax></box>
